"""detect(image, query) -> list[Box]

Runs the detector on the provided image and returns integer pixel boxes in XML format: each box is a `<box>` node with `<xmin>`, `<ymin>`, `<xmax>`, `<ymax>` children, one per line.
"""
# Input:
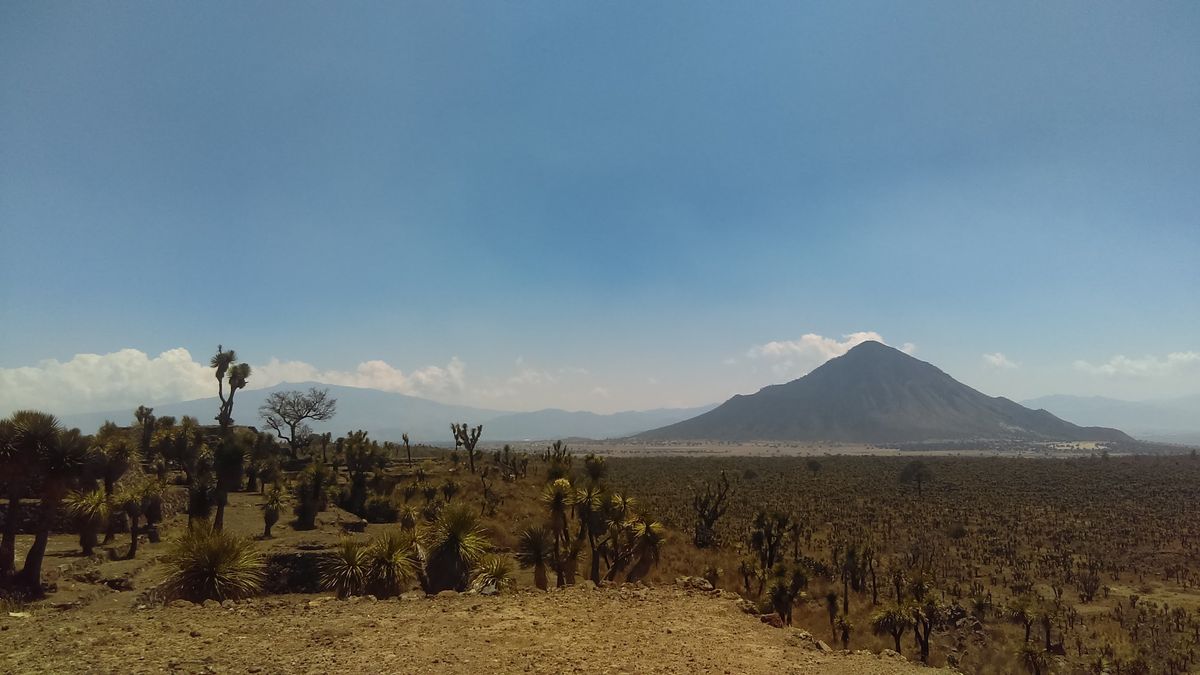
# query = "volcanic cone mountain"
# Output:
<box><xmin>639</xmin><ymin>341</ymin><xmax>1131</xmax><ymax>443</ymax></box>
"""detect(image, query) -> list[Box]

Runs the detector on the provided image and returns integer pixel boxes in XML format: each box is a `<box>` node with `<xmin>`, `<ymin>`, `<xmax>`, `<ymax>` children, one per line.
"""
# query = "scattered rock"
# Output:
<box><xmin>816</xmin><ymin>640</ymin><xmax>833</xmax><ymax>653</ymax></box>
<box><xmin>674</xmin><ymin>576</ymin><xmax>715</xmax><ymax>592</ymax></box>
<box><xmin>758</xmin><ymin>613</ymin><xmax>784</xmax><ymax>628</ymax></box>
<box><xmin>102</xmin><ymin>575</ymin><xmax>134</xmax><ymax>591</ymax></box>
<box><xmin>577</xmin><ymin>580</ymin><xmax>596</xmax><ymax>591</ymax></box>
<box><xmin>201</xmin><ymin>600</ymin><xmax>220</xmax><ymax>609</ymax></box>
<box><xmin>435</xmin><ymin>590</ymin><xmax>459</xmax><ymax>599</ymax></box>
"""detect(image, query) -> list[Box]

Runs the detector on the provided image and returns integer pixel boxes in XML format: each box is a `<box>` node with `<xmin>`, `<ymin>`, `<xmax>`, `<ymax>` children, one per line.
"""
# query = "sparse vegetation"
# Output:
<box><xmin>161</xmin><ymin>523</ymin><xmax>265</xmax><ymax>602</ymax></box>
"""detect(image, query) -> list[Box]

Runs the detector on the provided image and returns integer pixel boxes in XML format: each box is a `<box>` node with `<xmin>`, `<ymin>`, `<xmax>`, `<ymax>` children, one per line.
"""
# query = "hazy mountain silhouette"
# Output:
<box><xmin>57</xmin><ymin>383</ymin><xmax>711</xmax><ymax>443</ymax></box>
<box><xmin>638</xmin><ymin>341</ymin><xmax>1132</xmax><ymax>443</ymax></box>
<box><xmin>1022</xmin><ymin>393</ymin><xmax>1200</xmax><ymax>444</ymax></box>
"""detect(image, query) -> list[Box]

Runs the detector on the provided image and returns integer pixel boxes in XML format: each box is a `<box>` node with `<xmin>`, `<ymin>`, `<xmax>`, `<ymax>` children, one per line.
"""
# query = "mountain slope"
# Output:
<box><xmin>478</xmin><ymin>404</ymin><xmax>717</xmax><ymax>441</ymax></box>
<box><xmin>57</xmin><ymin>383</ymin><xmax>711</xmax><ymax>442</ymax></box>
<box><xmin>1022</xmin><ymin>394</ymin><xmax>1200</xmax><ymax>444</ymax></box>
<box><xmin>639</xmin><ymin>342</ymin><xmax>1131</xmax><ymax>443</ymax></box>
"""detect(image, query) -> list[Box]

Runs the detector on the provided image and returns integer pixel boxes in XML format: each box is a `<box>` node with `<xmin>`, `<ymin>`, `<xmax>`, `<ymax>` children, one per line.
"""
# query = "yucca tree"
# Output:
<box><xmin>625</xmin><ymin>516</ymin><xmax>665</xmax><ymax>583</ymax></box>
<box><xmin>911</xmin><ymin>597</ymin><xmax>944</xmax><ymax>663</ymax></box>
<box><xmin>540</xmin><ymin>478</ymin><xmax>577</xmax><ymax>587</ymax></box>
<box><xmin>117</xmin><ymin>476</ymin><xmax>164</xmax><ymax>559</ymax></box>
<box><xmin>1007</xmin><ymin>594</ymin><xmax>1039</xmax><ymax>643</ymax></box>
<box><xmin>515</xmin><ymin>525</ymin><xmax>554</xmax><ymax>590</ymax></box>
<box><xmin>0</xmin><ymin>415</ymin><xmax>27</xmax><ymax>579</ymax></box>
<box><xmin>825</xmin><ymin>590</ymin><xmax>840</xmax><ymax>642</ymax></box>
<box><xmin>64</xmin><ymin>488</ymin><xmax>110</xmax><ymax>557</ymax></box>
<box><xmin>133</xmin><ymin>405</ymin><xmax>156</xmax><ymax>464</ymax></box>
<box><xmin>343</xmin><ymin>430</ymin><xmax>386</xmax><ymax>516</ymax></box>
<box><xmin>211</xmin><ymin>434</ymin><xmax>245</xmax><ymax>531</ymax></box>
<box><xmin>14</xmin><ymin>413</ymin><xmax>89</xmax><ymax>592</ymax></box>
<box><xmin>420</xmin><ymin>503</ymin><xmax>489</xmax><ymax>593</ymax></box>
<box><xmin>450</xmin><ymin>423</ymin><xmax>483</xmax><ymax>474</ymax></box>
<box><xmin>767</xmin><ymin>564</ymin><xmax>808</xmax><ymax>626</ymax></box>
<box><xmin>575</xmin><ymin>482</ymin><xmax>610</xmax><ymax>584</ymax></box>
<box><xmin>1018</xmin><ymin>642</ymin><xmax>1049</xmax><ymax>675</ymax></box>
<box><xmin>262</xmin><ymin>485</ymin><xmax>284</xmax><ymax>538</ymax></box>
<box><xmin>211</xmin><ymin>345</ymin><xmax>251</xmax><ymax>431</ymax></box>
<box><xmin>871</xmin><ymin>604</ymin><xmax>913</xmax><ymax>653</ymax></box>
<box><xmin>91</xmin><ymin>422</ymin><xmax>136</xmax><ymax>543</ymax></box>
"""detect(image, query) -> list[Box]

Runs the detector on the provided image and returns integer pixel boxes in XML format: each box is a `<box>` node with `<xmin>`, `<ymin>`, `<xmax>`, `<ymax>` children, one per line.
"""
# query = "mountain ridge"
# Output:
<box><xmin>55</xmin><ymin>382</ymin><xmax>712</xmax><ymax>443</ymax></box>
<box><xmin>638</xmin><ymin>341</ymin><xmax>1131</xmax><ymax>443</ymax></box>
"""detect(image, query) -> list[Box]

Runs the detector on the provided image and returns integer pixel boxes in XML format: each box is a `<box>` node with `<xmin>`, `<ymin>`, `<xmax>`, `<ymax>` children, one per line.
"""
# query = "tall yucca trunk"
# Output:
<box><xmin>0</xmin><ymin>489</ymin><xmax>21</xmax><ymax>578</ymax></box>
<box><xmin>16</xmin><ymin>482</ymin><xmax>65</xmax><ymax>592</ymax></box>
<box><xmin>533</xmin><ymin>562</ymin><xmax>548</xmax><ymax>591</ymax></box>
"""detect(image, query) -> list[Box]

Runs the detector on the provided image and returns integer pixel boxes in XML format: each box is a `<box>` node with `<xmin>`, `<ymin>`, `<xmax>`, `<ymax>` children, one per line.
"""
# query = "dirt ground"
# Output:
<box><xmin>0</xmin><ymin>485</ymin><xmax>942</xmax><ymax>674</ymax></box>
<box><xmin>1</xmin><ymin>584</ymin><xmax>938</xmax><ymax>674</ymax></box>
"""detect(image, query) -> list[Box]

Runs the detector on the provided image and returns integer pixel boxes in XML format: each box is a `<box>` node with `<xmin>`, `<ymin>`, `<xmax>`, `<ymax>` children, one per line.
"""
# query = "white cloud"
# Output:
<box><xmin>1073</xmin><ymin>352</ymin><xmax>1200</xmax><ymax>377</ymax></box>
<box><xmin>0</xmin><ymin>348</ymin><xmax>212</xmax><ymax>416</ymax></box>
<box><xmin>507</xmin><ymin>368</ymin><xmax>557</xmax><ymax>386</ymax></box>
<box><xmin>0</xmin><ymin>348</ymin><xmax>466</xmax><ymax>415</ymax></box>
<box><xmin>982</xmin><ymin>352</ymin><xmax>1018</xmax><ymax>369</ymax></box>
<box><xmin>591</xmin><ymin>386</ymin><xmax>611</xmax><ymax>398</ymax></box>
<box><xmin>744</xmin><ymin>331</ymin><xmax>914</xmax><ymax>378</ymax></box>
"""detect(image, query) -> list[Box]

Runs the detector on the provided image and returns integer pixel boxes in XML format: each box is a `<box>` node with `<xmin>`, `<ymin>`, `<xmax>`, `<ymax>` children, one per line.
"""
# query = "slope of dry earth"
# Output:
<box><xmin>2</xmin><ymin>584</ymin><xmax>940</xmax><ymax>674</ymax></box>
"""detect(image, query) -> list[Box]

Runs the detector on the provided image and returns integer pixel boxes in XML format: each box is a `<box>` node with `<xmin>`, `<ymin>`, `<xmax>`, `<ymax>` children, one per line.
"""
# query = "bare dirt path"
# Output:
<box><xmin>2</xmin><ymin>585</ymin><xmax>934</xmax><ymax>674</ymax></box>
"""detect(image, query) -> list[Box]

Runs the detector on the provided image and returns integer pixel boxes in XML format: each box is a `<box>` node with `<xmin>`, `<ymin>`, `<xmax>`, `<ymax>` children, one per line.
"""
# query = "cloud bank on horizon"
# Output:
<box><xmin>4</xmin><ymin>335</ymin><xmax>1197</xmax><ymax>417</ymax></box>
<box><xmin>0</xmin><ymin>348</ymin><xmax>466</xmax><ymax>416</ymax></box>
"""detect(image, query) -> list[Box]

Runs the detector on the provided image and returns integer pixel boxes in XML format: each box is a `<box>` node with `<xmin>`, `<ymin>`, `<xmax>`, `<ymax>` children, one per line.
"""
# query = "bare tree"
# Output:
<box><xmin>451</xmin><ymin>423</ymin><xmax>483</xmax><ymax>473</ymax></box>
<box><xmin>692</xmin><ymin>471</ymin><xmax>731</xmax><ymax>548</ymax></box>
<box><xmin>258</xmin><ymin>387</ymin><xmax>338</xmax><ymax>459</ymax></box>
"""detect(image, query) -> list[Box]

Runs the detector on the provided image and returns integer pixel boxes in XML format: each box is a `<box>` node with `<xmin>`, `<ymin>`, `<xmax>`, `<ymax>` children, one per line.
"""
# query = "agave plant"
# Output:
<box><xmin>367</xmin><ymin>530</ymin><xmax>418</xmax><ymax>598</ymax></box>
<box><xmin>514</xmin><ymin>525</ymin><xmax>553</xmax><ymax>591</ymax></box>
<box><xmin>421</xmin><ymin>503</ymin><xmax>489</xmax><ymax>593</ymax></box>
<box><xmin>470</xmin><ymin>554</ymin><xmax>515</xmax><ymax>594</ymax></box>
<box><xmin>162</xmin><ymin>523</ymin><xmax>265</xmax><ymax>602</ymax></box>
<box><xmin>398</xmin><ymin>504</ymin><xmax>420</xmax><ymax>532</ymax></box>
<box><xmin>320</xmin><ymin>538</ymin><xmax>371</xmax><ymax>599</ymax></box>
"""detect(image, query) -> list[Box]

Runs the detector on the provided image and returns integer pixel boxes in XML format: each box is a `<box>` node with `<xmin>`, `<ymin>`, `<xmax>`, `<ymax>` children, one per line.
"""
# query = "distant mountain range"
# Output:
<box><xmin>56</xmin><ymin>383</ymin><xmax>714</xmax><ymax>443</ymax></box>
<box><xmin>1022</xmin><ymin>394</ymin><xmax>1200</xmax><ymax>444</ymax></box>
<box><xmin>638</xmin><ymin>341</ymin><xmax>1131</xmax><ymax>443</ymax></box>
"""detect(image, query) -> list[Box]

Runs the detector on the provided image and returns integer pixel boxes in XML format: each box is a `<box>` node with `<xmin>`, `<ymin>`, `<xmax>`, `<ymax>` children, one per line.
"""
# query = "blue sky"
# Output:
<box><xmin>2</xmin><ymin>1</ymin><xmax>1198</xmax><ymax>415</ymax></box>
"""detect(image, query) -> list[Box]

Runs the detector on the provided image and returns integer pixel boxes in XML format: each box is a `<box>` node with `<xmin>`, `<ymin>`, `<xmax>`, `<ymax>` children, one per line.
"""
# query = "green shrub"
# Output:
<box><xmin>363</xmin><ymin>495</ymin><xmax>398</xmax><ymax>523</ymax></box>
<box><xmin>320</xmin><ymin>538</ymin><xmax>371</xmax><ymax>599</ymax></box>
<box><xmin>320</xmin><ymin>531</ymin><xmax>419</xmax><ymax>599</ymax></box>
<box><xmin>470</xmin><ymin>554</ymin><xmax>515</xmax><ymax>594</ymax></box>
<box><xmin>162</xmin><ymin>523</ymin><xmax>265</xmax><ymax>602</ymax></box>
<box><xmin>366</xmin><ymin>530</ymin><xmax>418</xmax><ymax>598</ymax></box>
<box><xmin>421</xmin><ymin>503</ymin><xmax>489</xmax><ymax>592</ymax></box>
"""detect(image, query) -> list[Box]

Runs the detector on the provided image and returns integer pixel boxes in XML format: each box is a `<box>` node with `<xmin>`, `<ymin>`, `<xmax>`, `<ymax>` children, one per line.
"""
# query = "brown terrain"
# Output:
<box><xmin>0</xmin><ymin>489</ymin><xmax>936</xmax><ymax>675</ymax></box>
<box><xmin>2</xmin><ymin>585</ymin><xmax>933</xmax><ymax>674</ymax></box>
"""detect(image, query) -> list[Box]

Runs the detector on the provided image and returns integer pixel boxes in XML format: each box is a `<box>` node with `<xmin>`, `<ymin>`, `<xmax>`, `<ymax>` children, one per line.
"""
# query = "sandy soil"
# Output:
<box><xmin>1</xmin><ymin>584</ymin><xmax>937</xmax><ymax>674</ymax></box>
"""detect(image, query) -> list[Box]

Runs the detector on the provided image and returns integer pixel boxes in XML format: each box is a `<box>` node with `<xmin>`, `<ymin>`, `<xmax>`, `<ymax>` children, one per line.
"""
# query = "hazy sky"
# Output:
<box><xmin>2</xmin><ymin>1</ymin><xmax>1198</xmax><ymax>415</ymax></box>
